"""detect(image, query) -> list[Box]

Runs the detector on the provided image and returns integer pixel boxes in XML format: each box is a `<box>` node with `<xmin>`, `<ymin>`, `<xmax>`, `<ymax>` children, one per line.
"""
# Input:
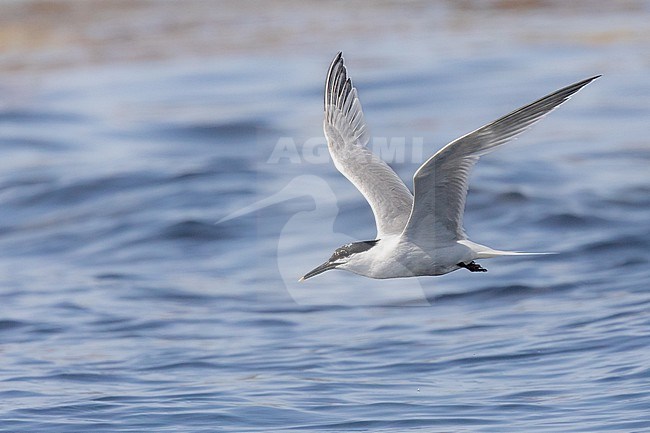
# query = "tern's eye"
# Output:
<box><xmin>330</xmin><ymin>246</ymin><xmax>351</xmax><ymax>262</ymax></box>
<box><xmin>330</xmin><ymin>240</ymin><xmax>378</xmax><ymax>262</ymax></box>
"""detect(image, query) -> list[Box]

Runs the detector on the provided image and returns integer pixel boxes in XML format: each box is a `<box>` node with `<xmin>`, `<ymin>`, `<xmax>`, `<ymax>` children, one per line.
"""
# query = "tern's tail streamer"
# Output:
<box><xmin>475</xmin><ymin>250</ymin><xmax>556</xmax><ymax>259</ymax></box>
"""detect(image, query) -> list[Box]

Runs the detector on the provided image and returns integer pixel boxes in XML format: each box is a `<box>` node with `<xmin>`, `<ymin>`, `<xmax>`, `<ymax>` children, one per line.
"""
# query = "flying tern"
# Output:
<box><xmin>300</xmin><ymin>52</ymin><xmax>599</xmax><ymax>281</ymax></box>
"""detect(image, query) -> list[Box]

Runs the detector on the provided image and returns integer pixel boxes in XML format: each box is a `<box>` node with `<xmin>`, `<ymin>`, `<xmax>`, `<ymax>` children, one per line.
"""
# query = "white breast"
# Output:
<box><xmin>343</xmin><ymin>236</ymin><xmax>478</xmax><ymax>278</ymax></box>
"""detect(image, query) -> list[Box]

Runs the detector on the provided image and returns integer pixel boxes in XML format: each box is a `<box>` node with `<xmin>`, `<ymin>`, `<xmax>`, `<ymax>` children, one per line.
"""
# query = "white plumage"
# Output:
<box><xmin>301</xmin><ymin>52</ymin><xmax>599</xmax><ymax>281</ymax></box>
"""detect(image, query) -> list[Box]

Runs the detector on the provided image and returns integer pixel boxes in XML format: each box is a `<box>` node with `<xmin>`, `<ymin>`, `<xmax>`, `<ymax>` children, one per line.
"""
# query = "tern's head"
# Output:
<box><xmin>299</xmin><ymin>240</ymin><xmax>379</xmax><ymax>281</ymax></box>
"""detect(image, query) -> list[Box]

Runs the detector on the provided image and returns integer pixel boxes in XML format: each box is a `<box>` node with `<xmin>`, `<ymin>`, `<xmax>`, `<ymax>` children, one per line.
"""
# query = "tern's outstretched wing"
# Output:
<box><xmin>324</xmin><ymin>52</ymin><xmax>413</xmax><ymax>238</ymax></box>
<box><xmin>402</xmin><ymin>75</ymin><xmax>600</xmax><ymax>244</ymax></box>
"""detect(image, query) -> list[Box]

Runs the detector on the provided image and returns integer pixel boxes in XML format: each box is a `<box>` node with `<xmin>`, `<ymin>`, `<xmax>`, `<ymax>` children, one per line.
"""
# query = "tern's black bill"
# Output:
<box><xmin>299</xmin><ymin>261</ymin><xmax>337</xmax><ymax>281</ymax></box>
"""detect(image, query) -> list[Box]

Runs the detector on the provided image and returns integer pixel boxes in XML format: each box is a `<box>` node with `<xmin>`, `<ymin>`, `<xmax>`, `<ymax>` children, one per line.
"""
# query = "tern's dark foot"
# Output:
<box><xmin>457</xmin><ymin>261</ymin><xmax>487</xmax><ymax>272</ymax></box>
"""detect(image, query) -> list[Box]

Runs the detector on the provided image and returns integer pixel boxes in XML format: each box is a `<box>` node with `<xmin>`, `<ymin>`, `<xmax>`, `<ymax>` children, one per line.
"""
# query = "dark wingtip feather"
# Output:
<box><xmin>577</xmin><ymin>74</ymin><xmax>601</xmax><ymax>87</ymax></box>
<box><xmin>563</xmin><ymin>74</ymin><xmax>601</xmax><ymax>97</ymax></box>
<box><xmin>324</xmin><ymin>52</ymin><xmax>345</xmax><ymax>110</ymax></box>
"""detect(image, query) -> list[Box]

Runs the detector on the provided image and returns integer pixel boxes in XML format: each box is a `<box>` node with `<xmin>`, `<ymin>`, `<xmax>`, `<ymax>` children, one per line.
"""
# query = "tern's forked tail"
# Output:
<box><xmin>457</xmin><ymin>240</ymin><xmax>555</xmax><ymax>258</ymax></box>
<box><xmin>475</xmin><ymin>249</ymin><xmax>556</xmax><ymax>259</ymax></box>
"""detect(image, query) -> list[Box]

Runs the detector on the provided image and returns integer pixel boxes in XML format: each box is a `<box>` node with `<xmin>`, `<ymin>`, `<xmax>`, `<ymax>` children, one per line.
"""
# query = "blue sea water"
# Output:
<box><xmin>1</xmin><ymin>2</ymin><xmax>650</xmax><ymax>432</ymax></box>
